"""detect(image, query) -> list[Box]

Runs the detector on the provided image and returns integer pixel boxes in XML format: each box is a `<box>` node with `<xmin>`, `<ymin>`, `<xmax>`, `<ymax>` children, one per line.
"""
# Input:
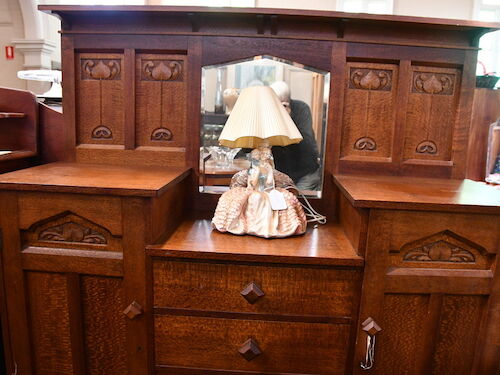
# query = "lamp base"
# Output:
<box><xmin>212</xmin><ymin>184</ymin><xmax>307</xmax><ymax>238</ymax></box>
<box><xmin>212</xmin><ymin>147</ymin><xmax>307</xmax><ymax>238</ymax></box>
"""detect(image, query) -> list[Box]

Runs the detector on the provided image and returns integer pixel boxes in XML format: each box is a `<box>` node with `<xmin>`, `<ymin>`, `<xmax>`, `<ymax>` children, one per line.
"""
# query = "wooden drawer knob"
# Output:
<box><xmin>238</xmin><ymin>338</ymin><xmax>262</xmax><ymax>361</ymax></box>
<box><xmin>361</xmin><ymin>317</ymin><xmax>382</xmax><ymax>336</ymax></box>
<box><xmin>240</xmin><ymin>282</ymin><xmax>265</xmax><ymax>304</ymax></box>
<box><xmin>123</xmin><ymin>301</ymin><xmax>143</xmax><ymax>319</ymax></box>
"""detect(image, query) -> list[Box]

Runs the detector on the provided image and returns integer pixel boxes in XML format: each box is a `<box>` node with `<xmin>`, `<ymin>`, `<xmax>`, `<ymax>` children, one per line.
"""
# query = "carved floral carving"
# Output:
<box><xmin>404</xmin><ymin>240</ymin><xmax>474</xmax><ymax>262</ymax></box>
<box><xmin>413</xmin><ymin>72</ymin><xmax>454</xmax><ymax>95</ymax></box>
<box><xmin>411</xmin><ymin>71</ymin><xmax>455</xmax><ymax>155</ymax></box>
<box><xmin>25</xmin><ymin>212</ymin><xmax>119</xmax><ymax>251</ymax></box>
<box><xmin>151</xmin><ymin>127</ymin><xmax>173</xmax><ymax>141</ymax></box>
<box><xmin>354</xmin><ymin>137</ymin><xmax>377</xmax><ymax>151</ymax></box>
<box><xmin>142</xmin><ymin>60</ymin><xmax>183</xmax><ymax>81</ymax></box>
<box><xmin>349</xmin><ymin>69</ymin><xmax>392</xmax><ymax>91</ymax></box>
<box><xmin>92</xmin><ymin>125</ymin><xmax>113</xmax><ymax>139</ymax></box>
<box><xmin>141</xmin><ymin>59</ymin><xmax>183</xmax><ymax>142</ymax></box>
<box><xmin>81</xmin><ymin>58</ymin><xmax>122</xmax><ymax>140</ymax></box>
<box><xmin>348</xmin><ymin>67</ymin><xmax>392</xmax><ymax>152</ymax></box>
<box><xmin>82</xmin><ymin>59</ymin><xmax>121</xmax><ymax>80</ymax></box>
<box><xmin>40</xmin><ymin>221</ymin><xmax>107</xmax><ymax>244</ymax></box>
<box><xmin>415</xmin><ymin>140</ymin><xmax>437</xmax><ymax>155</ymax></box>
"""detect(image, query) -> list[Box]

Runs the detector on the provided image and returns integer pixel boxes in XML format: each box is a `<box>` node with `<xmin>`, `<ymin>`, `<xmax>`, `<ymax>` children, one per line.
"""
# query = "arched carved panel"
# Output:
<box><xmin>91</xmin><ymin>125</ymin><xmax>113</xmax><ymax>139</ymax></box>
<box><xmin>24</xmin><ymin>211</ymin><xmax>121</xmax><ymax>251</ymax></box>
<box><xmin>151</xmin><ymin>127</ymin><xmax>173</xmax><ymax>141</ymax></box>
<box><xmin>391</xmin><ymin>230</ymin><xmax>491</xmax><ymax>270</ymax></box>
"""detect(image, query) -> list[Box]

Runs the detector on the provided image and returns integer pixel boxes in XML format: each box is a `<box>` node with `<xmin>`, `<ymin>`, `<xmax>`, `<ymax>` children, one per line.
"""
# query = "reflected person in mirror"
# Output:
<box><xmin>270</xmin><ymin>81</ymin><xmax>321</xmax><ymax>191</ymax></box>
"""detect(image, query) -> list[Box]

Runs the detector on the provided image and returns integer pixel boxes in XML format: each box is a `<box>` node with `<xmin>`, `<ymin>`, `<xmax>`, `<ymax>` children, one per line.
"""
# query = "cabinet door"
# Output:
<box><xmin>354</xmin><ymin>209</ymin><xmax>499</xmax><ymax>375</ymax></box>
<box><xmin>0</xmin><ymin>192</ymin><xmax>140</xmax><ymax>375</ymax></box>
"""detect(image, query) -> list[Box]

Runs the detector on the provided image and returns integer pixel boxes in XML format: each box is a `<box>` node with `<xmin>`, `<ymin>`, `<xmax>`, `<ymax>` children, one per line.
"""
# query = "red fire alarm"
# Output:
<box><xmin>5</xmin><ymin>46</ymin><xmax>14</xmax><ymax>60</ymax></box>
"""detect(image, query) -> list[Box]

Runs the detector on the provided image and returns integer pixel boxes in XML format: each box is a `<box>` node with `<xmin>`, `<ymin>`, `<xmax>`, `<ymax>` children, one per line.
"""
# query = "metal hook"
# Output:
<box><xmin>360</xmin><ymin>317</ymin><xmax>382</xmax><ymax>371</ymax></box>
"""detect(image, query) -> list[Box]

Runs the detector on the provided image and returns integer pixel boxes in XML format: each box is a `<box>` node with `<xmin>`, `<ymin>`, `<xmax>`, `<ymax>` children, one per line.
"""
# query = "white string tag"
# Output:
<box><xmin>267</xmin><ymin>189</ymin><xmax>287</xmax><ymax>210</ymax></box>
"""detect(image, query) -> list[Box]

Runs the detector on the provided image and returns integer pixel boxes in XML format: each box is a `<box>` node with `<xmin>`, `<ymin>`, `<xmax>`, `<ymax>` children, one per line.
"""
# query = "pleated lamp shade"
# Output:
<box><xmin>218</xmin><ymin>86</ymin><xmax>303</xmax><ymax>148</ymax></box>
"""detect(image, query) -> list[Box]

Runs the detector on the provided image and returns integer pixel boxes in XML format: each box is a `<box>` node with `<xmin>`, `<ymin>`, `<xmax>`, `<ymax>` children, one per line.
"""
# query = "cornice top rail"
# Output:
<box><xmin>38</xmin><ymin>5</ymin><xmax>500</xmax><ymax>31</ymax></box>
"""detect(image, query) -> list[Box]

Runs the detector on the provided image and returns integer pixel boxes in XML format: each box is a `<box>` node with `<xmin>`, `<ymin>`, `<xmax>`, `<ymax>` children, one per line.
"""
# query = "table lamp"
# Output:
<box><xmin>212</xmin><ymin>85</ymin><xmax>308</xmax><ymax>238</ymax></box>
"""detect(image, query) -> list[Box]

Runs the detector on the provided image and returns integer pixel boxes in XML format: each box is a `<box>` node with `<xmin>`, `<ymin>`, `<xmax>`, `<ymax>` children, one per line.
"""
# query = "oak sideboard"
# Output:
<box><xmin>0</xmin><ymin>6</ymin><xmax>499</xmax><ymax>375</ymax></box>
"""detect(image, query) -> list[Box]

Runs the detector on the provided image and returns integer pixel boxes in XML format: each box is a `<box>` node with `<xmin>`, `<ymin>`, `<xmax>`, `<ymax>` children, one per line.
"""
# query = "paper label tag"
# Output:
<box><xmin>267</xmin><ymin>189</ymin><xmax>287</xmax><ymax>211</ymax></box>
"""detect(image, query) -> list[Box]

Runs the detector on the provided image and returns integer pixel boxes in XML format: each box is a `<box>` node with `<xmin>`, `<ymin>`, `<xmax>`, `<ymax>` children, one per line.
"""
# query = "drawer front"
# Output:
<box><xmin>155</xmin><ymin>315</ymin><xmax>349</xmax><ymax>374</ymax></box>
<box><xmin>153</xmin><ymin>260</ymin><xmax>361</xmax><ymax>317</ymax></box>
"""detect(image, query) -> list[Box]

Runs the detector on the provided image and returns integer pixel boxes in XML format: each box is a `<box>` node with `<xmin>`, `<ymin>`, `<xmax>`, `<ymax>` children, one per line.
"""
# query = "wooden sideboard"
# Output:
<box><xmin>0</xmin><ymin>5</ymin><xmax>499</xmax><ymax>375</ymax></box>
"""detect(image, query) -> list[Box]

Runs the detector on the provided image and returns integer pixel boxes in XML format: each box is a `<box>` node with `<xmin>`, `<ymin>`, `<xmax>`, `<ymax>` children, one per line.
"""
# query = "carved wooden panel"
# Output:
<box><xmin>24</xmin><ymin>211</ymin><xmax>121</xmax><ymax>251</ymax></box>
<box><xmin>341</xmin><ymin>63</ymin><xmax>398</xmax><ymax>161</ymax></box>
<box><xmin>81</xmin><ymin>276</ymin><xmax>127</xmax><ymax>375</ymax></box>
<box><xmin>403</xmin><ymin>66</ymin><xmax>460</xmax><ymax>162</ymax></box>
<box><xmin>136</xmin><ymin>54</ymin><xmax>187</xmax><ymax>148</ymax></box>
<box><xmin>391</xmin><ymin>230</ymin><xmax>490</xmax><ymax>270</ymax></box>
<box><xmin>431</xmin><ymin>295</ymin><xmax>487</xmax><ymax>375</ymax></box>
<box><xmin>76</xmin><ymin>53</ymin><xmax>124</xmax><ymax>146</ymax></box>
<box><xmin>27</xmin><ymin>272</ymin><xmax>74</xmax><ymax>375</ymax></box>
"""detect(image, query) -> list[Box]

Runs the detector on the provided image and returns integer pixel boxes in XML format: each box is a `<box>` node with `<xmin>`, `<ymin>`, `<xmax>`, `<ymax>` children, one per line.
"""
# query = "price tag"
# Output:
<box><xmin>267</xmin><ymin>189</ymin><xmax>287</xmax><ymax>211</ymax></box>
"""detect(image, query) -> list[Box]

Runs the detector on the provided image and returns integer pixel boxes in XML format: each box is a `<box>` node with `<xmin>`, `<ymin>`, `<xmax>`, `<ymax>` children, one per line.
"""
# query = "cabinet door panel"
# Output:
<box><xmin>354</xmin><ymin>209</ymin><xmax>497</xmax><ymax>375</ymax></box>
<box><xmin>432</xmin><ymin>295</ymin><xmax>487</xmax><ymax>375</ymax></box>
<box><xmin>26</xmin><ymin>271</ymin><xmax>74</xmax><ymax>375</ymax></box>
<box><xmin>81</xmin><ymin>276</ymin><xmax>128</xmax><ymax>375</ymax></box>
<box><xmin>24</xmin><ymin>272</ymin><xmax>129</xmax><ymax>375</ymax></box>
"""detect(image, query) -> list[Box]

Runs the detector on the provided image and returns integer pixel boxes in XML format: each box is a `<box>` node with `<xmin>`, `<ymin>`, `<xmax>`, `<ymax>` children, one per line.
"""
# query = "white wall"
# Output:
<box><xmin>0</xmin><ymin>0</ymin><xmax>27</xmax><ymax>89</ymax></box>
<box><xmin>257</xmin><ymin>0</ymin><xmax>476</xmax><ymax>19</ymax></box>
<box><xmin>256</xmin><ymin>0</ymin><xmax>337</xmax><ymax>11</ymax></box>
<box><xmin>43</xmin><ymin>11</ymin><xmax>61</xmax><ymax>65</ymax></box>
<box><xmin>393</xmin><ymin>0</ymin><xmax>474</xmax><ymax>19</ymax></box>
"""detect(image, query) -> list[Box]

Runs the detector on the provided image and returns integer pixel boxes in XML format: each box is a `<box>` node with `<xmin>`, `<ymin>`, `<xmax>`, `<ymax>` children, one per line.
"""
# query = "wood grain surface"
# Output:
<box><xmin>154</xmin><ymin>315</ymin><xmax>350</xmax><ymax>374</ymax></box>
<box><xmin>153</xmin><ymin>259</ymin><xmax>361</xmax><ymax>317</ymax></box>
<box><xmin>334</xmin><ymin>174</ymin><xmax>500</xmax><ymax>213</ymax></box>
<box><xmin>148</xmin><ymin>218</ymin><xmax>363</xmax><ymax>266</ymax></box>
<box><xmin>0</xmin><ymin>162</ymin><xmax>191</xmax><ymax>197</ymax></box>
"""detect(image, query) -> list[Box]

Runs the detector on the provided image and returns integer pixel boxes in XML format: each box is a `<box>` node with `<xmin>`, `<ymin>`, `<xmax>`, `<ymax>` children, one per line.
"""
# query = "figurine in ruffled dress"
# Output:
<box><xmin>212</xmin><ymin>145</ymin><xmax>307</xmax><ymax>238</ymax></box>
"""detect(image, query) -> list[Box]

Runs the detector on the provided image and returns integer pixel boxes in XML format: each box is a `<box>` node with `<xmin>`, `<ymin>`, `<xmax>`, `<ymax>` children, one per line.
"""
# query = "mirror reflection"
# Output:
<box><xmin>200</xmin><ymin>56</ymin><xmax>329</xmax><ymax>198</ymax></box>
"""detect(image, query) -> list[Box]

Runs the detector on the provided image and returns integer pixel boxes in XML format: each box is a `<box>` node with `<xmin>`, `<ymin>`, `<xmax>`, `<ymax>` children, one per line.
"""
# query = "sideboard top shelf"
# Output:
<box><xmin>39</xmin><ymin>5</ymin><xmax>500</xmax><ymax>31</ymax></box>
<box><xmin>334</xmin><ymin>174</ymin><xmax>500</xmax><ymax>214</ymax></box>
<box><xmin>148</xmin><ymin>218</ymin><xmax>364</xmax><ymax>267</ymax></box>
<box><xmin>0</xmin><ymin>162</ymin><xmax>191</xmax><ymax>197</ymax></box>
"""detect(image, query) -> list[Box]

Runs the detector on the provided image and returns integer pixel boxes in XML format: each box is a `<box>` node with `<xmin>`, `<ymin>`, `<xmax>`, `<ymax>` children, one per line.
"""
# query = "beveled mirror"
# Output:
<box><xmin>200</xmin><ymin>55</ymin><xmax>329</xmax><ymax>198</ymax></box>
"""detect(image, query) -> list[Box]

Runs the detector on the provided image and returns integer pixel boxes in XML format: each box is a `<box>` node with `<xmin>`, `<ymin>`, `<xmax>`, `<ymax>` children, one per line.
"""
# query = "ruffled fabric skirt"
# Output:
<box><xmin>212</xmin><ymin>187</ymin><xmax>307</xmax><ymax>238</ymax></box>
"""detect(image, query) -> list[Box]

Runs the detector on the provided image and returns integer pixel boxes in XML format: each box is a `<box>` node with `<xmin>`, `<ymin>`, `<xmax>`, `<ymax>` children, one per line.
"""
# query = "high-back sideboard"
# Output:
<box><xmin>0</xmin><ymin>6</ymin><xmax>498</xmax><ymax>375</ymax></box>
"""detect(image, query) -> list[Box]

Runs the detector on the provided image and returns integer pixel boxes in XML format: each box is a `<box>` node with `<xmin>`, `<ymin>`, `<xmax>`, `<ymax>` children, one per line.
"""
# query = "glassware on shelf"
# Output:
<box><xmin>486</xmin><ymin>119</ymin><xmax>500</xmax><ymax>185</ymax></box>
<box><xmin>208</xmin><ymin>146</ymin><xmax>242</xmax><ymax>170</ymax></box>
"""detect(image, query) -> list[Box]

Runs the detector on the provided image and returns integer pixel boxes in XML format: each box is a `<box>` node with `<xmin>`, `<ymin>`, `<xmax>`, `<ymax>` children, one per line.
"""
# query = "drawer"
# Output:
<box><xmin>153</xmin><ymin>260</ymin><xmax>361</xmax><ymax>317</ymax></box>
<box><xmin>155</xmin><ymin>315</ymin><xmax>349</xmax><ymax>374</ymax></box>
